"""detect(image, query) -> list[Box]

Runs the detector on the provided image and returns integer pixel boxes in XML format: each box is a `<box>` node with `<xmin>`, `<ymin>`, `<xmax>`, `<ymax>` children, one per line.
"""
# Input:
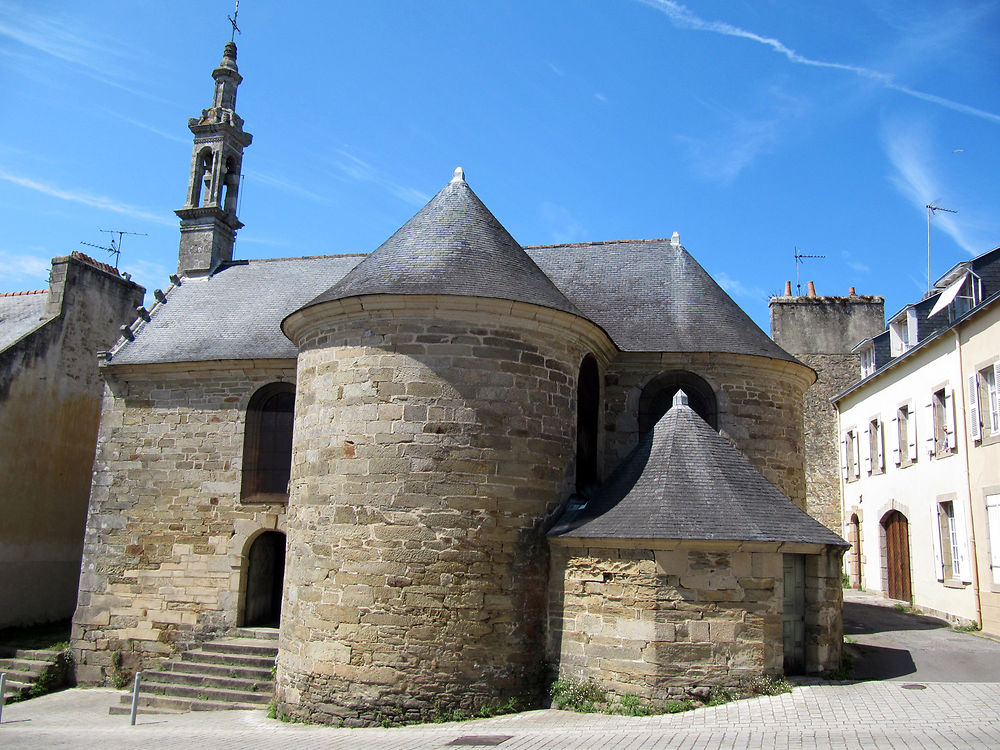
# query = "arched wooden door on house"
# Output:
<box><xmin>882</xmin><ymin>511</ymin><xmax>911</xmax><ymax>602</ymax></box>
<box><xmin>242</xmin><ymin>531</ymin><xmax>286</xmax><ymax>627</ymax></box>
<box><xmin>848</xmin><ymin>514</ymin><xmax>862</xmax><ymax>589</ymax></box>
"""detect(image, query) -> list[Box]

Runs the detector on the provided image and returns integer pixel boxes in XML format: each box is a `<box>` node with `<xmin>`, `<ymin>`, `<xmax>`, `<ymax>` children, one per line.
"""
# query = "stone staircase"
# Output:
<box><xmin>110</xmin><ymin>627</ymin><xmax>278</xmax><ymax>715</ymax></box>
<box><xmin>0</xmin><ymin>647</ymin><xmax>71</xmax><ymax>701</ymax></box>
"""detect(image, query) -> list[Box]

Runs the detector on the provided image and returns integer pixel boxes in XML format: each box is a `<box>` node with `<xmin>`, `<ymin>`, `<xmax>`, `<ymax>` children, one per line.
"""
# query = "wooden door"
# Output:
<box><xmin>883</xmin><ymin>511</ymin><xmax>911</xmax><ymax>602</ymax></box>
<box><xmin>782</xmin><ymin>554</ymin><xmax>806</xmax><ymax>674</ymax></box>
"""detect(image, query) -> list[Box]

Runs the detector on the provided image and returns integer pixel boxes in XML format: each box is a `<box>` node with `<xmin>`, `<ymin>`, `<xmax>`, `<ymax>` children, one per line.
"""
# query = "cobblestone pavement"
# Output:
<box><xmin>2</xmin><ymin>680</ymin><xmax>998</xmax><ymax>750</ymax></box>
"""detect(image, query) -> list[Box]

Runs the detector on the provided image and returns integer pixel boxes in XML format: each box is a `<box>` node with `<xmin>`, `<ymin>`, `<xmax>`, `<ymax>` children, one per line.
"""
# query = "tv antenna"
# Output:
<box><xmin>80</xmin><ymin>229</ymin><xmax>147</xmax><ymax>270</ymax></box>
<box><xmin>794</xmin><ymin>247</ymin><xmax>825</xmax><ymax>295</ymax></box>
<box><xmin>926</xmin><ymin>202</ymin><xmax>957</xmax><ymax>293</ymax></box>
<box><xmin>228</xmin><ymin>1</ymin><xmax>241</xmax><ymax>41</ymax></box>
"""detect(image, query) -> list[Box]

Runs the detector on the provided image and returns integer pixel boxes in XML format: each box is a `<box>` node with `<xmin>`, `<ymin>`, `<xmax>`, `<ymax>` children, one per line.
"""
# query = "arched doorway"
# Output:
<box><xmin>881</xmin><ymin>511</ymin><xmax>911</xmax><ymax>602</ymax></box>
<box><xmin>243</xmin><ymin>531</ymin><xmax>286</xmax><ymax>627</ymax></box>
<box><xmin>639</xmin><ymin>370</ymin><xmax>717</xmax><ymax>433</ymax></box>
<box><xmin>848</xmin><ymin>513</ymin><xmax>862</xmax><ymax>589</ymax></box>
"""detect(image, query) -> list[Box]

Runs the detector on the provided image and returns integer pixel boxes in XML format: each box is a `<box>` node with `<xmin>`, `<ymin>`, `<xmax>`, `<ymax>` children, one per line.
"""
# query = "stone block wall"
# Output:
<box><xmin>548</xmin><ymin>541</ymin><xmax>784</xmax><ymax>702</ymax></box>
<box><xmin>804</xmin><ymin>547</ymin><xmax>846</xmax><ymax>672</ymax></box>
<box><xmin>71</xmin><ymin>361</ymin><xmax>294</xmax><ymax>684</ymax></box>
<box><xmin>278</xmin><ymin>296</ymin><xmax>613</xmax><ymax>725</ymax></box>
<box><xmin>603</xmin><ymin>353</ymin><xmax>813</xmax><ymax>507</ymax></box>
<box><xmin>0</xmin><ymin>254</ymin><xmax>143</xmax><ymax>627</ymax></box>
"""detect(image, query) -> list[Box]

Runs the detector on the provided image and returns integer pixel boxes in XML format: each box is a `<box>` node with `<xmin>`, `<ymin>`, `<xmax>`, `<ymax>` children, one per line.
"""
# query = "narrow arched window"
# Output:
<box><xmin>576</xmin><ymin>354</ymin><xmax>600</xmax><ymax>494</ymax></box>
<box><xmin>241</xmin><ymin>383</ymin><xmax>295</xmax><ymax>503</ymax></box>
<box><xmin>191</xmin><ymin>148</ymin><xmax>213</xmax><ymax>207</ymax></box>
<box><xmin>639</xmin><ymin>370</ymin><xmax>718</xmax><ymax>434</ymax></box>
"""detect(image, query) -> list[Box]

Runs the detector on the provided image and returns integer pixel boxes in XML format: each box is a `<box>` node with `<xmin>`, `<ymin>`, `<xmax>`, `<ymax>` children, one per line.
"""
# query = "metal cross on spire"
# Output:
<box><xmin>228</xmin><ymin>1</ymin><xmax>241</xmax><ymax>41</ymax></box>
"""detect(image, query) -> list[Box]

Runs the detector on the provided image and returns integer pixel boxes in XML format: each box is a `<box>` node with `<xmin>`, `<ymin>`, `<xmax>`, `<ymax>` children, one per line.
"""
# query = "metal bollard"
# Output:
<box><xmin>0</xmin><ymin>672</ymin><xmax>6</xmax><ymax>725</ymax></box>
<box><xmin>129</xmin><ymin>671</ymin><xmax>142</xmax><ymax>726</ymax></box>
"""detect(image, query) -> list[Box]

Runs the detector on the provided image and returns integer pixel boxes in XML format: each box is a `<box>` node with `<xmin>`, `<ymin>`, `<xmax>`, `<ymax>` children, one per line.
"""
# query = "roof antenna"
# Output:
<box><xmin>228</xmin><ymin>1</ymin><xmax>241</xmax><ymax>41</ymax></box>
<box><xmin>793</xmin><ymin>247</ymin><xmax>825</xmax><ymax>296</ymax></box>
<box><xmin>80</xmin><ymin>229</ymin><xmax>147</xmax><ymax>270</ymax></box>
<box><xmin>926</xmin><ymin>202</ymin><xmax>957</xmax><ymax>292</ymax></box>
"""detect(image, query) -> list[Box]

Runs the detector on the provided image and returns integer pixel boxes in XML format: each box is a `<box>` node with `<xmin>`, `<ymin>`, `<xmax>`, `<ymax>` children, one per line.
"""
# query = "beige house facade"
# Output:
<box><xmin>835</xmin><ymin>246</ymin><xmax>1000</xmax><ymax>634</ymax></box>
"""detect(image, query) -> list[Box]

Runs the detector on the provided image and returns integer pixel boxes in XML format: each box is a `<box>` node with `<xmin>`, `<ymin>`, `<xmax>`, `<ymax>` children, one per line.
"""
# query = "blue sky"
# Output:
<box><xmin>2</xmin><ymin>1</ymin><xmax>998</xmax><ymax>332</ymax></box>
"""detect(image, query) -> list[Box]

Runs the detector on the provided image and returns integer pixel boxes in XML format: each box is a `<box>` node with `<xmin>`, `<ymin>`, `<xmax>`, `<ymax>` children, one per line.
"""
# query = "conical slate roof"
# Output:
<box><xmin>300</xmin><ymin>168</ymin><xmax>581</xmax><ymax>317</ymax></box>
<box><xmin>549</xmin><ymin>392</ymin><xmax>846</xmax><ymax>546</ymax></box>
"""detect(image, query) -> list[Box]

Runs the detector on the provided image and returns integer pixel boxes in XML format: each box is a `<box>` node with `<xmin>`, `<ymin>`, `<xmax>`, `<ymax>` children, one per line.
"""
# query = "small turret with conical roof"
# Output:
<box><xmin>175</xmin><ymin>40</ymin><xmax>253</xmax><ymax>277</ymax></box>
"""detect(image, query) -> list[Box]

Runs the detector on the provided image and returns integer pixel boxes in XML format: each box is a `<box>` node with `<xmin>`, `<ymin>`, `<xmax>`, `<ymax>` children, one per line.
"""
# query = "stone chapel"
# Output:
<box><xmin>71</xmin><ymin>39</ymin><xmax>846</xmax><ymax>724</ymax></box>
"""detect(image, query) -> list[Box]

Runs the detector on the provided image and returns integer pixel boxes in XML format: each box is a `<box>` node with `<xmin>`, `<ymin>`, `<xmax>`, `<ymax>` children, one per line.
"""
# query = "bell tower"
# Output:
<box><xmin>175</xmin><ymin>40</ymin><xmax>253</xmax><ymax>276</ymax></box>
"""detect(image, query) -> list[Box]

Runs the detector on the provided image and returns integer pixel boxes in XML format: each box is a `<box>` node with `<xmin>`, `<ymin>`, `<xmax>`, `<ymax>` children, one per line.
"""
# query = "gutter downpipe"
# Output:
<box><xmin>955</xmin><ymin>327</ymin><xmax>984</xmax><ymax>628</ymax></box>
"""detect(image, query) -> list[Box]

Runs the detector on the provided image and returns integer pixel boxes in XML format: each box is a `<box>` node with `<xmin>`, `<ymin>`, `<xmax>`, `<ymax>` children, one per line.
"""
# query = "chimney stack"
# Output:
<box><xmin>807</xmin><ymin>281</ymin><xmax>817</xmax><ymax>297</ymax></box>
<box><xmin>784</xmin><ymin>280</ymin><xmax>792</xmax><ymax>296</ymax></box>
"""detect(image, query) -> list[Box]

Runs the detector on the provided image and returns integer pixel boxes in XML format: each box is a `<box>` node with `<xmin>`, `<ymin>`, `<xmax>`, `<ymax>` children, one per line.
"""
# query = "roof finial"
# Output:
<box><xmin>670</xmin><ymin>231</ymin><xmax>681</xmax><ymax>247</ymax></box>
<box><xmin>672</xmin><ymin>389</ymin><xmax>689</xmax><ymax>408</ymax></box>
<box><xmin>451</xmin><ymin>166</ymin><xmax>466</xmax><ymax>184</ymax></box>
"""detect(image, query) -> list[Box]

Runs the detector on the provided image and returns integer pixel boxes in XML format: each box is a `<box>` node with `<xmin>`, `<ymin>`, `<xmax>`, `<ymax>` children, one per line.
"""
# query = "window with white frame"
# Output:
<box><xmin>892</xmin><ymin>404</ymin><xmax>917</xmax><ymax>467</ymax></box>
<box><xmin>860</xmin><ymin>345</ymin><xmax>875</xmax><ymax>378</ymax></box>
<box><xmin>931</xmin><ymin>498</ymin><xmax>969</xmax><ymax>583</ymax></box>
<box><xmin>927</xmin><ymin>387</ymin><xmax>956</xmax><ymax>456</ymax></box>
<box><xmin>842</xmin><ymin>429</ymin><xmax>860</xmax><ymax>482</ymax></box>
<box><xmin>969</xmin><ymin>363</ymin><xmax>1000</xmax><ymax>443</ymax></box>
<box><xmin>987</xmin><ymin>494</ymin><xmax>1000</xmax><ymax>586</ymax></box>
<box><xmin>865</xmin><ymin>416</ymin><xmax>884</xmax><ymax>474</ymax></box>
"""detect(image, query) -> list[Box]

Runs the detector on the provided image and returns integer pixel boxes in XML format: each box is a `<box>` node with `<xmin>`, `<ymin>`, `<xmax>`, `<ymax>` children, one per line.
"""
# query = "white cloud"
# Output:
<box><xmin>635</xmin><ymin>0</ymin><xmax>1000</xmax><ymax>125</ymax></box>
<box><xmin>540</xmin><ymin>202</ymin><xmax>587</xmax><ymax>245</ymax></box>
<box><xmin>0</xmin><ymin>249</ymin><xmax>50</xmax><ymax>284</ymax></box>
<box><xmin>714</xmin><ymin>270</ymin><xmax>766</xmax><ymax>301</ymax></box>
<box><xmin>245</xmin><ymin>170</ymin><xmax>334</xmax><ymax>206</ymax></box>
<box><xmin>331</xmin><ymin>151</ymin><xmax>430</xmax><ymax>207</ymax></box>
<box><xmin>880</xmin><ymin>122</ymin><xmax>977</xmax><ymax>255</ymax></box>
<box><xmin>0</xmin><ymin>168</ymin><xmax>173</xmax><ymax>226</ymax></box>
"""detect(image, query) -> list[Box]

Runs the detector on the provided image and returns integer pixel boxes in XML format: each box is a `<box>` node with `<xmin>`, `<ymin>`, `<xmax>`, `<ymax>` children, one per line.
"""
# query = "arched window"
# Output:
<box><xmin>222</xmin><ymin>156</ymin><xmax>239</xmax><ymax>213</ymax></box>
<box><xmin>576</xmin><ymin>354</ymin><xmax>600</xmax><ymax>494</ymax></box>
<box><xmin>639</xmin><ymin>370</ymin><xmax>717</xmax><ymax>434</ymax></box>
<box><xmin>191</xmin><ymin>148</ymin><xmax>213</xmax><ymax>207</ymax></box>
<box><xmin>241</xmin><ymin>383</ymin><xmax>295</xmax><ymax>503</ymax></box>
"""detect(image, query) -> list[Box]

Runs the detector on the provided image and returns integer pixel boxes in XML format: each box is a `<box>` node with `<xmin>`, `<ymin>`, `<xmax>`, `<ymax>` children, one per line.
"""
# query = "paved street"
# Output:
<box><xmin>2</xmin><ymin>593</ymin><xmax>999</xmax><ymax>749</ymax></box>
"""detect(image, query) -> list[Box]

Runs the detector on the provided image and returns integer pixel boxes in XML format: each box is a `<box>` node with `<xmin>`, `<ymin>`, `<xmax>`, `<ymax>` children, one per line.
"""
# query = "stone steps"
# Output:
<box><xmin>0</xmin><ymin>648</ymin><xmax>68</xmax><ymax>701</ymax></box>
<box><xmin>112</xmin><ymin>628</ymin><xmax>277</xmax><ymax>716</ymax></box>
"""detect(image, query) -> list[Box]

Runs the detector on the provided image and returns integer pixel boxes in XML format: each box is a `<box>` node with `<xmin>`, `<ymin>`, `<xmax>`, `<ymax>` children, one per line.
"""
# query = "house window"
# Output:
<box><xmin>241</xmin><ymin>382</ymin><xmax>295</xmax><ymax>503</ymax></box>
<box><xmin>842</xmin><ymin>429</ymin><xmax>860</xmax><ymax>482</ymax></box>
<box><xmin>970</xmin><ymin>364</ymin><xmax>1000</xmax><ymax>443</ymax></box>
<box><xmin>860</xmin><ymin>346</ymin><xmax>875</xmax><ymax>378</ymax></box>
<box><xmin>937</xmin><ymin>502</ymin><xmax>959</xmax><ymax>580</ymax></box>
<box><xmin>928</xmin><ymin>387</ymin><xmax>955</xmax><ymax>456</ymax></box>
<box><xmin>866</xmin><ymin>417</ymin><xmax>884</xmax><ymax>475</ymax></box>
<box><xmin>893</xmin><ymin>405</ymin><xmax>916</xmax><ymax>467</ymax></box>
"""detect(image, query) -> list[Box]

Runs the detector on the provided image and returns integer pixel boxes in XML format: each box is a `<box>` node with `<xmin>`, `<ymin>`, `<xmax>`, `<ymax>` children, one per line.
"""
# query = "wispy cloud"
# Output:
<box><xmin>331</xmin><ymin>151</ymin><xmax>430</xmax><ymax>206</ymax></box>
<box><xmin>880</xmin><ymin>121</ymin><xmax>977</xmax><ymax>254</ymax></box>
<box><xmin>714</xmin><ymin>271</ymin><xmax>766</xmax><ymax>301</ymax></box>
<box><xmin>0</xmin><ymin>168</ymin><xmax>173</xmax><ymax>226</ymax></box>
<box><xmin>0</xmin><ymin>249</ymin><xmax>50</xmax><ymax>284</ymax></box>
<box><xmin>540</xmin><ymin>201</ymin><xmax>587</xmax><ymax>244</ymax></box>
<box><xmin>636</xmin><ymin>0</ymin><xmax>1000</xmax><ymax>125</ymax></box>
<box><xmin>245</xmin><ymin>170</ymin><xmax>334</xmax><ymax>206</ymax></box>
<box><xmin>113</xmin><ymin>114</ymin><xmax>188</xmax><ymax>145</ymax></box>
<box><xmin>842</xmin><ymin>251</ymin><xmax>871</xmax><ymax>274</ymax></box>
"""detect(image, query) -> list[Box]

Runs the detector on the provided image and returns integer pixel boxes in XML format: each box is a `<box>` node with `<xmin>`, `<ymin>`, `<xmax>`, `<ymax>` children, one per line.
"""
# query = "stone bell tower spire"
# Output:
<box><xmin>175</xmin><ymin>38</ymin><xmax>253</xmax><ymax>276</ymax></box>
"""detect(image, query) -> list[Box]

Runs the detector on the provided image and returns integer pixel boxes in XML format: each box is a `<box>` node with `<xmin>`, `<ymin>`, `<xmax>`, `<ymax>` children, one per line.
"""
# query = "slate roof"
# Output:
<box><xmin>526</xmin><ymin>240</ymin><xmax>798</xmax><ymax>361</ymax></box>
<box><xmin>0</xmin><ymin>291</ymin><xmax>52</xmax><ymax>352</ymax></box>
<box><xmin>110</xmin><ymin>255</ymin><xmax>364</xmax><ymax>365</ymax></box>
<box><xmin>549</xmin><ymin>393</ymin><xmax>847</xmax><ymax>546</ymax></box>
<box><xmin>299</xmin><ymin>170</ymin><xmax>581</xmax><ymax>318</ymax></box>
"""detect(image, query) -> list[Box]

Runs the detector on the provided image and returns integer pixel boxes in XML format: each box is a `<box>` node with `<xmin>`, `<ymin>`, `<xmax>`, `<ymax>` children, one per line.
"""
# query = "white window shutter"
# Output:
<box><xmin>840</xmin><ymin>438</ymin><xmax>849</xmax><ymax>480</ymax></box>
<box><xmin>924</xmin><ymin>401</ymin><xmax>935</xmax><ymax>456</ymax></box>
<box><xmin>891</xmin><ymin>416</ymin><xmax>901</xmax><ymax>465</ymax></box>
<box><xmin>945</xmin><ymin>388</ymin><xmax>956</xmax><ymax>451</ymax></box>
<box><xmin>954</xmin><ymin>502</ymin><xmax>971</xmax><ymax>583</ymax></box>
<box><xmin>876</xmin><ymin>420</ymin><xmax>885</xmax><ymax>470</ymax></box>
<box><xmin>931</xmin><ymin>504</ymin><xmax>944</xmax><ymax>581</ymax></box>
<box><xmin>992</xmin><ymin>364</ymin><xmax>1000</xmax><ymax>433</ymax></box>
<box><xmin>969</xmin><ymin>374</ymin><xmax>982</xmax><ymax>442</ymax></box>
<box><xmin>987</xmin><ymin>494</ymin><xmax>1000</xmax><ymax>585</ymax></box>
<box><xmin>853</xmin><ymin>434</ymin><xmax>861</xmax><ymax>478</ymax></box>
<box><xmin>907</xmin><ymin>407</ymin><xmax>918</xmax><ymax>461</ymax></box>
<box><xmin>862</xmin><ymin>425</ymin><xmax>871</xmax><ymax>473</ymax></box>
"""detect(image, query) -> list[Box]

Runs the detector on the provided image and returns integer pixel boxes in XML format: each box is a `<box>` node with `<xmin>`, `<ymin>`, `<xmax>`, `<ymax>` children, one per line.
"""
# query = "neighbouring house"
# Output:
<box><xmin>834</xmin><ymin>245</ymin><xmax>1000</xmax><ymax>635</ymax></box>
<box><xmin>0</xmin><ymin>252</ymin><xmax>144</xmax><ymax>627</ymax></box>
<box><xmin>71</xmin><ymin>38</ymin><xmax>846</xmax><ymax>724</ymax></box>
